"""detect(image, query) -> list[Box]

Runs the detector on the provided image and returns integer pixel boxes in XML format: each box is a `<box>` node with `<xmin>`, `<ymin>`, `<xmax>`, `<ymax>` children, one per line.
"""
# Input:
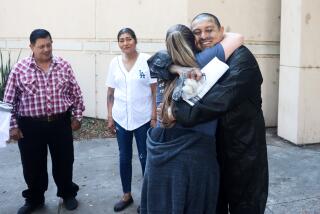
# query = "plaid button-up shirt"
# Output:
<box><xmin>4</xmin><ymin>55</ymin><xmax>85</xmax><ymax>128</ymax></box>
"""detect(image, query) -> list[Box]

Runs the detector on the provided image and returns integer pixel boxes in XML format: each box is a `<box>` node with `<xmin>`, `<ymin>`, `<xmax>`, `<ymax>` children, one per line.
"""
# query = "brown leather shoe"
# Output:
<box><xmin>114</xmin><ymin>197</ymin><xmax>133</xmax><ymax>212</ymax></box>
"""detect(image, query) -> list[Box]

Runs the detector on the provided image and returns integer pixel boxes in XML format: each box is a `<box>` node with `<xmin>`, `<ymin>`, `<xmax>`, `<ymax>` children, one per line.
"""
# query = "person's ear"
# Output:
<box><xmin>220</xmin><ymin>26</ymin><xmax>225</xmax><ymax>34</ymax></box>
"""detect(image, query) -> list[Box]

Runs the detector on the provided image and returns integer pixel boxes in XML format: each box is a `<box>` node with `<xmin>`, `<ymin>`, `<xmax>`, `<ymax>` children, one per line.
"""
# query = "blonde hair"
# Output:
<box><xmin>160</xmin><ymin>24</ymin><xmax>198</xmax><ymax>127</ymax></box>
<box><xmin>160</xmin><ymin>78</ymin><xmax>178</xmax><ymax>128</ymax></box>
<box><xmin>166</xmin><ymin>36</ymin><xmax>198</xmax><ymax>68</ymax></box>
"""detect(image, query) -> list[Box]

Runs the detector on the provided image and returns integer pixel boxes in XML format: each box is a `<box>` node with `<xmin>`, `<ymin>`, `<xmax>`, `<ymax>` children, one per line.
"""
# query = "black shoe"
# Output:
<box><xmin>17</xmin><ymin>202</ymin><xmax>44</xmax><ymax>214</ymax></box>
<box><xmin>114</xmin><ymin>197</ymin><xmax>134</xmax><ymax>212</ymax></box>
<box><xmin>63</xmin><ymin>197</ymin><xmax>78</xmax><ymax>210</ymax></box>
<box><xmin>137</xmin><ymin>205</ymin><xmax>140</xmax><ymax>213</ymax></box>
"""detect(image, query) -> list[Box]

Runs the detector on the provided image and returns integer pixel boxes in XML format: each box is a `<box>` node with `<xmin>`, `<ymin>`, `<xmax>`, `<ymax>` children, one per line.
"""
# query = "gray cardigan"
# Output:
<box><xmin>140</xmin><ymin>127</ymin><xmax>219</xmax><ymax>214</ymax></box>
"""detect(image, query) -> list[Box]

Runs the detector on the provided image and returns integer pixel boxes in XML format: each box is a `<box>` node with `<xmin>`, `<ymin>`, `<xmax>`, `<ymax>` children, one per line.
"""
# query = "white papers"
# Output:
<box><xmin>0</xmin><ymin>101</ymin><xmax>13</xmax><ymax>148</ymax></box>
<box><xmin>183</xmin><ymin>57</ymin><xmax>229</xmax><ymax>106</ymax></box>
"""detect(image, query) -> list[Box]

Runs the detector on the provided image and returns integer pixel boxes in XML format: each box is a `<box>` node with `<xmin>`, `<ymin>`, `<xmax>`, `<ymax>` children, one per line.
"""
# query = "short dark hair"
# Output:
<box><xmin>117</xmin><ymin>28</ymin><xmax>137</xmax><ymax>43</ymax></box>
<box><xmin>29</xmin><ymin>29</ymin><xmax>52</xmax><ymax>44</ymax></box>
<box><xmin>192</xmin><ymin>13</ymin><xmax>221</xmax><ymax>29</ymax></box>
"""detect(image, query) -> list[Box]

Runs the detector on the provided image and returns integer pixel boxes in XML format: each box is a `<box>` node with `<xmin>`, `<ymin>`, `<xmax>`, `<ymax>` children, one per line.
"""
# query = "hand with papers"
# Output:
<box><xmin>181</xmin><ymin>57</ymin><xmax>229</xmax><ymax>106</ymax></box>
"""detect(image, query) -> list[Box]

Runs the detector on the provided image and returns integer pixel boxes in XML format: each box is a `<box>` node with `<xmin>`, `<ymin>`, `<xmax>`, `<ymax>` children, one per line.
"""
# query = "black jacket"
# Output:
<box><xmin>147</xmin><ymin>50</ymin><xmax>175</xmax><ymax>80</ymax></box>
<box><xmin>173</xmin><ymin>46</ymin><xmax>268</xmax><ymax>213</ymax></box>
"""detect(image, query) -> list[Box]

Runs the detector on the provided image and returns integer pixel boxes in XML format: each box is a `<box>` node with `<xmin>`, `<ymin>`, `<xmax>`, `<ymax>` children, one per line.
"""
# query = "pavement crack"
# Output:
<box><xmin>268</xmin><ymin>195</ymin><xmax>320</xmax><ymax>206</ymax></box>
<box><xmin>266</xmin><ymin>206</ymin><xmax>274</xmax><ymax>214</ymax></box>
<box><xmin>57</xmin><ymin>200</ymin><xmax>62</xmax><ymax>214</ymax></box>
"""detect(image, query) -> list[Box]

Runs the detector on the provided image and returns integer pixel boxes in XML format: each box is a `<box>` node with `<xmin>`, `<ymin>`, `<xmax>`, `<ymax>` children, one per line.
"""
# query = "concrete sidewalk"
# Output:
<box><xmin>0</xmin><ymin>129</ymin><xmax>319</xmax><ymax>214</ymax></box>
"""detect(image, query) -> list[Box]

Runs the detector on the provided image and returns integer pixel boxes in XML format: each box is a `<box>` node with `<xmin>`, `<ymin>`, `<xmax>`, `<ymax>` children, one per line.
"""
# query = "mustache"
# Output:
<box><xmin>199</xmin><ymin>38</ymin><xmax>212</xmax><ymax>42</ymax></box>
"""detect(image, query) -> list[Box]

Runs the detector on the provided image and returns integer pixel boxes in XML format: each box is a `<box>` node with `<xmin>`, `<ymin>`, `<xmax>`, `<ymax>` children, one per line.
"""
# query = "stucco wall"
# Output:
<box><xmin>278</xmin><ymin>0</ymin><xmax>320</xmax><ymax>144</ymax></box>
<box><xmin>0</xmin><ymin>0</ymin><xmax>281</xmax><ymax>126</ymax></box>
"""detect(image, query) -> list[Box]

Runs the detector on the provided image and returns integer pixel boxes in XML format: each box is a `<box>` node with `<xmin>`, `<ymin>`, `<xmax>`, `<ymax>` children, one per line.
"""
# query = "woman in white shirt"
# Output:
<box><xmin>106</xmin><ymin>28</ymin><xmax>157</xmax><ymax>212</ymax></box>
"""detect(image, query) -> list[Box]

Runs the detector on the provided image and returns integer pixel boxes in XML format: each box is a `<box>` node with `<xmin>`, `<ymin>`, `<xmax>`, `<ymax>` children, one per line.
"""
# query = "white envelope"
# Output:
<box><xmin>0</xmin><ymin>101</ymin><xmax>13</xmax><ymax>148</ymax></box>
<box><xmin>183</xmin><ymin>57</ymin><xmax>229</xmax><ymax>106</ymax></box>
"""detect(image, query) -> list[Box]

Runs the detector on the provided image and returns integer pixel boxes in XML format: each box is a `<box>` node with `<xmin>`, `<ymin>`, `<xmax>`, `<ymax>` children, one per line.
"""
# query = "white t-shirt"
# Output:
<box><xmin>106</xmin><ymin>53</ymin><xmax>156</xmax><ymax>131</ymax></box>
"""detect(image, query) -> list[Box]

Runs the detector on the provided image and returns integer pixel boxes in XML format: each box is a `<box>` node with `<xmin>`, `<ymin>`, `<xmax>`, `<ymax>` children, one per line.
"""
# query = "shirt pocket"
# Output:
<box><xmin>55</xmin><ymin>75</ymin><xmax>69</xmax><ymax>92</ymax></box>
<box><xmin>21</xmin><ymin>77</ymin><xmax>38</xmax><ymax>95</ymax></box>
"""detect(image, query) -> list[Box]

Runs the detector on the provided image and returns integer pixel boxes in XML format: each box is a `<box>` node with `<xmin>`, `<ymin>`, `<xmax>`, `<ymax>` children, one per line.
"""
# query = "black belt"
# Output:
<box><xmin>19</xmin><ymin>112</ymin><xmax>69</xmax><ymax>122</ymax></box>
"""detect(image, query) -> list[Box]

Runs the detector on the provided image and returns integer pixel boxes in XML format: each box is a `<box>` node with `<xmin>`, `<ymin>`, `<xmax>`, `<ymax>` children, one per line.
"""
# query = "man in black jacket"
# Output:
<box><xmin>172</xmin><ymin>13</ymin><xmax>269</xmax><ymax>214</ymax></box>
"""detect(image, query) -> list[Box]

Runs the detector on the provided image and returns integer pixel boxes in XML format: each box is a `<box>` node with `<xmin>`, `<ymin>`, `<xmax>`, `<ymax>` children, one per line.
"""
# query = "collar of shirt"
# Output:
<box><xmin>27</xmin><ymin>55</ymin><xmax>63</xmax><ymax>69</ymax></box>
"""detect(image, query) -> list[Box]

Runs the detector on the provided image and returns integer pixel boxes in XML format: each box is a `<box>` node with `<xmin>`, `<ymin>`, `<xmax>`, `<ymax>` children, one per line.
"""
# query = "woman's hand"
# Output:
<box><xmin>170</xmin><ymin>65</ymin><xmax>202</xmax><ymax>80</ymax></box>
<box><xmin>107</xmin><ymin>117</ymin><xmax>116</xmax><ymax>134</ymax></box>
<box><xmin>187</xmin><ymin>68</ymin><xmax>202</xmax><ymax>80</ymax></box>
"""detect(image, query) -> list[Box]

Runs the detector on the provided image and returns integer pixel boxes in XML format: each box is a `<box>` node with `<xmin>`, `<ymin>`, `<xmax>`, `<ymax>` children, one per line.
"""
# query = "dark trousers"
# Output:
<box><xmin>115</xmin><ymin>121</ymin><xmax>150</xmax><ymax>193</ymax></box>
<box><xmin>216</xmin><ymin>113</ymin><xmax>268</xmax><ymax>214</ymax></box>
<box><xmin>18</xmin><ymin>114</ymin><xmax>78</xmax><ymax>205</ymax></box>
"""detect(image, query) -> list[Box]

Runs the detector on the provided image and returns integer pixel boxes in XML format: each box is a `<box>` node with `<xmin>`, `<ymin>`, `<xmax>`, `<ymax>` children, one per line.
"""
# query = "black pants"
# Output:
<box><xmin>216</xmin><ymin>113</ymin><xmax>268</xmax><ymax>214</ymax></box>
<box><xmin>18</xmin><ymin>114</ymin><xmax>78</xmax><ymax>205</ymax></box>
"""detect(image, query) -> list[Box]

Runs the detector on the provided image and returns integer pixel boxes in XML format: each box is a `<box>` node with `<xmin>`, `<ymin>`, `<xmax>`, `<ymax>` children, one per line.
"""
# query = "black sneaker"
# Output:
<box><xmin>17</xmin><ymin>202</ymin><xmax>44</xmax><ymax>214</ymax></box>
<box><xmin>114</xmin><ymin>197</ymin><xmax>134</xmax><ymax>212</ymax></box>
<box><xmin>137</xmin><ymin>205</ymin><xmax>140</xmax><ymax>213</ymax></box>
<box><xmin>63</xmin><ymin>197</ymin><xmax>78</xmax><ymax>210</ymax></box>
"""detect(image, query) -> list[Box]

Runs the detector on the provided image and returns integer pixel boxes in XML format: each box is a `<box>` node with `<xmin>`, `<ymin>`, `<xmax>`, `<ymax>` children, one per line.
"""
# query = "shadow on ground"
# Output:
<box><xmin>0</xmin><ymin>128</ymin><xmax>319</xmax><ymax>214</ymax></box>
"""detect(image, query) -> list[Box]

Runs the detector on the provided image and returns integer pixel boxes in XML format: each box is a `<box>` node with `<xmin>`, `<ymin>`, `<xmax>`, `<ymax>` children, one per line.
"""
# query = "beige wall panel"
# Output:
<box><xmin>54</xmin><ymin>51</ymin><xmax>96</xmax><ymax>118</ymax></box>
<box><xmin>6</xmin><ymin>40</ymin><xmax>29</xmax><ymax>49</ymax></box>
<box><xmin>300</xmin><ymin>0</ymin><xmax>320</xmax><ymax>67</ymax></box>
<box><xmin>0</xmin><ymin>41</ymin><xmax>6</xmax><ymax>49</ymax></box>
<box><xmin>110</xmin><ymin>42</ymin><xmax>166</xmax><ymax>55</ymax></box>
<box><xmin>0</xmin><ymin>49</ymin><xmax>30</xmax><ymax>63</ymax></box>
<box><xmin>0</xmin><ymin>0</ymin><xmax>95</xmax><ymax>38</ymax></box>
<box><xmin>188</xmin><ymin>0</ymin><xmax>281</xmax><ymax>41</ymax></box>
<box><xmin>278</xmin><ymin>66</ymin><xmax>300</xmax><ymax>143</ymax></box>
<box><xmin>257</xmin><ymin>57</ymin><xmax>279</xmax><ymax>127</ymax></box>
<box><xmin>278</xmin><ymin>67</ymin><xmax>320</xmax><ymax>144</ymax></box>
<box><xmin>280</xmin><ymin>0</ymin><xmax>302</xmax><ymax>67</ymax></box>
<box><xmin>0</xmin><ymin>0</ymin><xmax>284</xmax><ymax>130</ymax></box>
<box><xmin>137</xmin><ymin>42</ymin><xmax>166</xmax><ymax>54</ymax></box>
<box><xmin>279</xmin><ymin>0</ymin><xmax>320</xmax><ymax>144</ymax></box>
<box><xmin>95</xmin><ymin>54</ymin><xmax>117</xmax><ymax>119</ymax></box>
<box><xmin>96</xmin><ymin>0</ymin><xmax>188</xmax><ymax>39</ymax></box>
<box><xmin>299</xmin><ymin>68</ymin><xmax>320</xmax><ymax>143</ymax></box>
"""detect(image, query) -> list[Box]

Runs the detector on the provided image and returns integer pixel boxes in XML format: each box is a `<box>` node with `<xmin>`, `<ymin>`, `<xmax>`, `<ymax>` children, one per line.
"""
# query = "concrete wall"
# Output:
<box><xmin>0</xmin><ymin>0</ymin><xmax>280</xmax><ymax>127</ymax></box>
<box><xmin>188</xmin><ymin>0</ymin><xmax>281</xmax><ymax>126</ymax></box>
<box><xmin>278</xmin><ymin>0</ymin><xmax>320</xmax><ymax>144</ymax></box>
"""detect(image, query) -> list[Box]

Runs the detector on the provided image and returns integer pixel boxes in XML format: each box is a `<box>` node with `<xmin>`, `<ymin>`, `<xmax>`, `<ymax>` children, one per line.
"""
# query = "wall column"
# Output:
<box><xmin>278</xmin><ymin>0</ymin><xmax>320</xmax><ymax>144</ymax></box>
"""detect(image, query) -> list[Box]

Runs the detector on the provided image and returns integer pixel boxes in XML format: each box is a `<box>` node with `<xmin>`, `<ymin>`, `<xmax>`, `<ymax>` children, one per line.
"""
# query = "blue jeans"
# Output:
<box><xmin>115</xmin><ymin>121</ymin><xmax>150</xmax><ymax>193</ymax></box>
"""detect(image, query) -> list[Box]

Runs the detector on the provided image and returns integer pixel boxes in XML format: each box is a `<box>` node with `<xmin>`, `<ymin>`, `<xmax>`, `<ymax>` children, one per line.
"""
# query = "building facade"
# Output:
<box><xmin>0</xmin><ymin>0</ymin><xmax>319</xmax><ymax>144</ymax></box>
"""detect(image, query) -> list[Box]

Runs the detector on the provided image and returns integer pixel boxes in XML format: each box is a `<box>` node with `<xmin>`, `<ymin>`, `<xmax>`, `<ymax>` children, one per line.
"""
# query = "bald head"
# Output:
<box><xmin>191</xmin><ymin>13</ymin><xmax>221</xmax><ymax>31</ymax></box>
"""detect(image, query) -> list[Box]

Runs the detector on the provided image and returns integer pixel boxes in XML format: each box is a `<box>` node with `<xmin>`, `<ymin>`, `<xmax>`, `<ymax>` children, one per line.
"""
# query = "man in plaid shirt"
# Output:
<box><xmin>4</xmin><ymin>29</ymin><xmax>85</xmax><ymax>214</ymax></box>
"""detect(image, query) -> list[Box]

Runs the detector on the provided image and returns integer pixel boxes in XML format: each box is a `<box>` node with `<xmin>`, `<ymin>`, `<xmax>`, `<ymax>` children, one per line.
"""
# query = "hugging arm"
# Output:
<box><xmin>220</xmin><ymin>32</ymin><xmax>244</xmax><ymax>60</ymax></box>
<box><xmin>170</xmin><ymin>32</ymin><xmax>244</xmax><ymax>77</ymax></box>
<box><xmin>173</xmin><ymin>46</ymin><xmax>263</xmax><ymax>126</ymax></box>
<box><xmin>196</xmin><ymin>32</ymin><xmax>244</xmax><ymax>67</ymax></box>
